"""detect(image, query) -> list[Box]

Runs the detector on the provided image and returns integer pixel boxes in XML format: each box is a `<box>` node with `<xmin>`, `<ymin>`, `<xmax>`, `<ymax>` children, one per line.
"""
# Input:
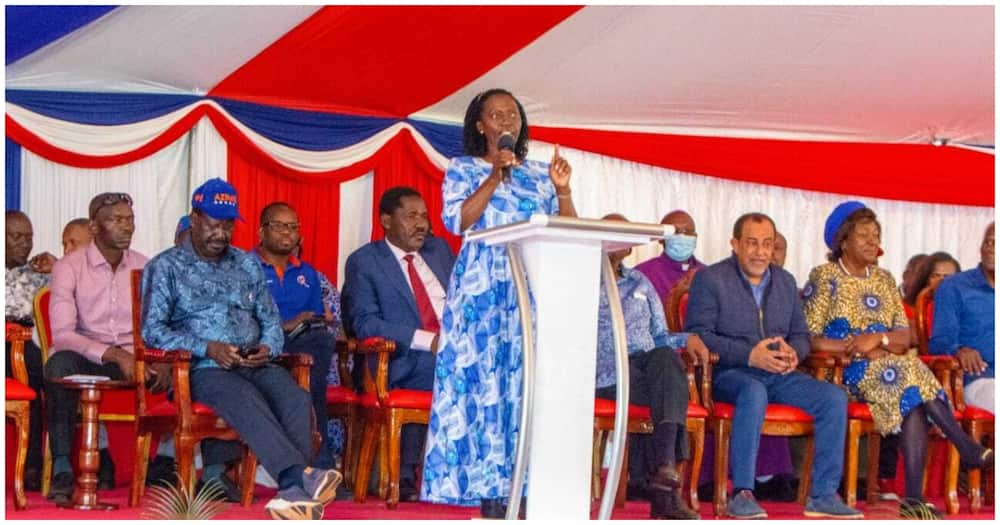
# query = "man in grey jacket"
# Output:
<box><xmin>685</xmin><ymin>212</ymin><xmax>859</xmax><ymax>520</ymax></box>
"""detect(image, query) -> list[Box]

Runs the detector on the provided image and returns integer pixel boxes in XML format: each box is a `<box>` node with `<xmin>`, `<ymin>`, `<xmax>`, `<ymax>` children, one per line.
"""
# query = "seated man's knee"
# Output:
<box><xmin>818</xmin><ymin>379</ymin><xmax>847</xmax><ymax>410</ymax></box>
<box><xmin>739</xmin><ymin>380</ymin><xmax>769</xmax><ymax>412</ymax></box>
<box><xmin>44</xmin><ymin>351</ymin><xmax>83</xmax><ymax>379</ymax></box>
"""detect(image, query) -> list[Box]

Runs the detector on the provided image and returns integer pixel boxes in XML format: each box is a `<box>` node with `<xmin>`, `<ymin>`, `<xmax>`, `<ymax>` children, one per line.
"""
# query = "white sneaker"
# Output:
<box><xmin>265</xmin><ymin>486</ymin><xmax>323</xmax><ymax>520</ymax></box>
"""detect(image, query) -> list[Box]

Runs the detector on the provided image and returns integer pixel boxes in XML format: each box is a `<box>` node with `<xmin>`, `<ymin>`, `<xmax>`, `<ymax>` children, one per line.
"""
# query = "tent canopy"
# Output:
<box><xmin>7</xmin><ymin>5</ymin><xmax>994</xmax><ymax>145</ymax></box>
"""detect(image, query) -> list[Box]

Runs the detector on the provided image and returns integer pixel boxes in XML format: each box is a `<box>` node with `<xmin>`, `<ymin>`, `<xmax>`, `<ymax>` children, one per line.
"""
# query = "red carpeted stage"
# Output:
<box><xmin>3</xmin><ymin>485</ymin><xmax>995</xmax><ymax>520</ymax></box>
<box><xmin>6</xmin><ymin>421</ymin><xmax>994</xmax><ymax>519</ymax></box>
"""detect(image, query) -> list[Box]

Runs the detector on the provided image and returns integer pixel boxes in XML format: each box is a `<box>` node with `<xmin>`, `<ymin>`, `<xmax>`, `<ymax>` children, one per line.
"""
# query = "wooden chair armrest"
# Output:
<box><xmin>276</xmin><ymin>352</ymin><xmax>314</xmax><ymax>392</ymax></box>
<box><xmin>170</xmin><ymin>359</ymin><xmax>195</xmax><ymax>422</ymax></box>
<box><xmin>920</xmin><ymin>354</ymin><xmax>960</xmax><ymax>372</ymax></box>
<box><xmin>350</xmin><ymin>337</ymin><xmax>397</xmax><ymax>354</ymax></box>
<box><xmin>142</xmin><ymin>348</ymin><xmax>193</xmax><ymax>363</ymax></box>
<box><xmin>344</xmin><ymin>337</ymin><xmax>397</xmax><ymax>405</ymax></box>
<box><xmin>5</xmin><ymin>322</ymin><xmax>32</xmax><ymax>341</ymax></box>
<box><xmin>5</xmin><ymin>323</ymin><xmax>32</xmax><ymax>385</ymax></box>
<box><xmin>334</xmin><ymin>337</ymin><xmax>354</xmax><ymax>389</ymax></box>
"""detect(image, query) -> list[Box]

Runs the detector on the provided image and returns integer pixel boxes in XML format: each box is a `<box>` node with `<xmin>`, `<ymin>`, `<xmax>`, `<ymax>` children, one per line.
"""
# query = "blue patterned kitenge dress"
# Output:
<box><xmin>420</xmin><ymin>156</ymin><xmax>559</xmax><ymax>506</ymax></box>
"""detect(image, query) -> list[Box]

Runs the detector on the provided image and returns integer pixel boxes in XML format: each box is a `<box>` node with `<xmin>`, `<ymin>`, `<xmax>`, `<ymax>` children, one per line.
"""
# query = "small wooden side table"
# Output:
<box><xmin>49</xmin><ymin>377</ymin><xmax>134</xmax><ymax>510</ymax></box>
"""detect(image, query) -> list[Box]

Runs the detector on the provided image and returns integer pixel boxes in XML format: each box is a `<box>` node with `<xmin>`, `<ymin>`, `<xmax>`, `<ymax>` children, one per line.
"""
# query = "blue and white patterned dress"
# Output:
<box><xmin>420</xmin><ymin>155</ymin><xmax>559</xmax><ymax>506</ymax></box>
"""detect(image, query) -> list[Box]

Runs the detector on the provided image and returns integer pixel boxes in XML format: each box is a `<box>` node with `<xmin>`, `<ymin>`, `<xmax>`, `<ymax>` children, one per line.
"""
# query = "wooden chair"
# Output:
<box><xmin>708</xmin><ymin>354</ymin><xmax>834</xmax><ymax>516</ymax></box>
<box><xmin>7</xmin><ymin>322</ymin><xmax>38</xmax><ymax>510</ymax></box>
<box><xmin>351</xmin><ymin>337</ymin><xmax>432</xmax><ymax>509</ymax></box>
<box><xmin>838</xmin><ymin>352</ymin><xmax>963</xmax><ymax>513</ymax></box>
<box><xmin>327</xmin><ymin>338</ymin><xmax>361</xmax><ymax>486</ymax></box>
<box><xmin>952</xmin><ymin>378</ymin><xmax>995</xmax><ymax>514</ymax></box>
<box><xmin>590</xmin><ymin>350</ymin><xmax>709</xmax><ymax>511</ymax></box>
<box><xmin>127</xmin><ymin>269</ymin><xmax>315</xmax><ymax>507</ymax></box>
<box><xmin>666</xmin><ymin>281</ymin><xmax>831</xmax><ymax>516</ymax></box>
<box><xmin>914</xmin><ymin>286</ymin><xmax>993</xmax><ymax>513</ymax></box>
<box><xmin>33</xmin><ymin>286</ymin><xmax>161</xmax><ymax>497</ymax></box>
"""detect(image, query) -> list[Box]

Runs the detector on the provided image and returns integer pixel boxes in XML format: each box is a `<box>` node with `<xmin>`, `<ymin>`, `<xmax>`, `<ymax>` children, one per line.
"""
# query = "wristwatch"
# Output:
<box><xmin>880</xmin><ymin>334</ymin><xmax>890</xmax><ymax>349</ymax></box>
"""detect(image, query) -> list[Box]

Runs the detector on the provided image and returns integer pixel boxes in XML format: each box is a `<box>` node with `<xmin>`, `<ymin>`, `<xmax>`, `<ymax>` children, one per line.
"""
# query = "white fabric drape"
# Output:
<box><xmin>6</xmin><ymin>100</ymin><xmax>450</xmax><ymax>172</ymax></box>
<box><xmin>337</xmin><ymin>173</ymin><xmax>375</xmax><ymax>286</ymax></box>
<box><xmin>189</xmin><ymin>116</ymin><xmax>226</xmax><ymax>190</ymax></box>
<box><xmin>529</xmin><ymin>141</ymin><xmax>995</xmax><ymax>285</ymax></box>
<box><xmin>21</xmin><ymin>135</ymin><xmax>191</xmax><ymax>259</ymax></box>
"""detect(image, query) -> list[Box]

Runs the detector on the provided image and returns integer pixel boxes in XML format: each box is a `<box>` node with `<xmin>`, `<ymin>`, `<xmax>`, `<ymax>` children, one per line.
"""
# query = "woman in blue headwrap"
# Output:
<box><xmin>802</xmin><ymin>201</ymin><xmax>992</xmax><ymax>518</ymax></box>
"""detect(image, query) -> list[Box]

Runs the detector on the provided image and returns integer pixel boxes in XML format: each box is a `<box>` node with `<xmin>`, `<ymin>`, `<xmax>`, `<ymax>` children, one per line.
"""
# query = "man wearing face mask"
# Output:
<box><xmin>636</xmin><ymin>210</ymin><xmax>705</xmax><ymax>305</ymax></box>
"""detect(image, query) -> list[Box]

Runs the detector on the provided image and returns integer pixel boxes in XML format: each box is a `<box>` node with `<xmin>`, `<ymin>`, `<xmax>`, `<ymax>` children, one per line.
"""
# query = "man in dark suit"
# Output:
<box><xmin>342</xmin><ymin>186</ymin><xmax>455</xmax><ymax>501</ymax></box>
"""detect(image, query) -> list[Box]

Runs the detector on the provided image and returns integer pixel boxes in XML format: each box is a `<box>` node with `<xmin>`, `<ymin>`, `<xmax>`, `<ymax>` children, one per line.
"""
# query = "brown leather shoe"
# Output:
<box><xmin>648</xmin><ymin>464</ymin><xmax>682</xmax><ymax>492</ymax></box>
<box><xmin>650</xmin><ymin>487</ymin><xmax>700</xmax><ymax>519</ymax></box>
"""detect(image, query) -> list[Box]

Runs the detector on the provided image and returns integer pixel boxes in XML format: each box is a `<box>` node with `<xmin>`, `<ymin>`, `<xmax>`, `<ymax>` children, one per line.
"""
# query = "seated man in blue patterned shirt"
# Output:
<box><xmin>595</xmin><ymin>214</ymin><xmax>709</xmax><ymax>520</ymax></box>
<box><xmin>141</xmin><ymin>178</ymin><xmax>341</xmax><ymax>520</ymax></box>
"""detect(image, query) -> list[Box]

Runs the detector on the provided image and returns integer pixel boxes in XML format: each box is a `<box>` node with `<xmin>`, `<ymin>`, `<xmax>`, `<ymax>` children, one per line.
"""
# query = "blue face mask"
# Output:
<box><xmin>665</xmin><ymin>234</ymin><xmax>697</xmax><ymax>262</ymax></box>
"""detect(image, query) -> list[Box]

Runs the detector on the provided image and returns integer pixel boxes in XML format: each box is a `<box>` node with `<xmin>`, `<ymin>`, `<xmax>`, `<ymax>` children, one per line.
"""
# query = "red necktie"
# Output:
<box><xmin>403</xmin><ymin>254</ymin><xmax>440</xmax><ymax>332</ymax></box>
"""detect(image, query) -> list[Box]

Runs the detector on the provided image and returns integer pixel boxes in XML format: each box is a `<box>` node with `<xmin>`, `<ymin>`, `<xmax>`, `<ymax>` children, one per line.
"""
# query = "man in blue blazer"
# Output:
<box><xmin>342</xmin><ymin>186</ymin><xmax>455</xmax><ymax>500</ymax></box>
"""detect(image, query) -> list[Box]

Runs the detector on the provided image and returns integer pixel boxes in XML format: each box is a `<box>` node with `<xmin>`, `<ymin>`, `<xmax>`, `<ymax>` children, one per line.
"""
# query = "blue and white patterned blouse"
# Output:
<box><xmin>595</xmin><ymin>264</ymin><xmax>689</xmax><ymax>389</ymax></box>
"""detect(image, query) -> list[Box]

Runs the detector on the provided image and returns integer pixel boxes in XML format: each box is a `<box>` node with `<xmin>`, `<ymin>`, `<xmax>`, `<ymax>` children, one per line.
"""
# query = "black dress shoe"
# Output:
<box><xmin>480</xmin><ymin>498</ymin><xmax>506</xmax><ymax>519</ymax></box>
<box><xmin>398</xmin><ymin>478</ymin><xmax>419</xmax><ymax>503</ymax></box>
<box><xmin>196</xmin><ymin>474</ymin><xmax>244</xmax><ymax>503</ymax></box>
<box><xmin>47</xmin><ymin>471</ymin><xmax>74</xmax><ymax>503</ymax></box>
<box><xmin>24</xmin><ymin>467</ymin><xmax>41</xmax><ymax>492</ymax></box>
<box><xmin>98</xmin><ymin>448</ymin><xmax>116</xmax><ymax>490</ymax></box>
<box><xmin>146</xmin><ymin>455</ymin><xmax>176</xmax><ymax>487</ymax></box>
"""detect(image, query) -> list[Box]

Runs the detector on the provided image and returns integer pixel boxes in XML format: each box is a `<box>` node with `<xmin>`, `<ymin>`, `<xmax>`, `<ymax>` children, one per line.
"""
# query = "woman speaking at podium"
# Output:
<box><xmin>420</xmin><ymin>88</ymin><xmax>575</xmax><ymax>517</ymax></box>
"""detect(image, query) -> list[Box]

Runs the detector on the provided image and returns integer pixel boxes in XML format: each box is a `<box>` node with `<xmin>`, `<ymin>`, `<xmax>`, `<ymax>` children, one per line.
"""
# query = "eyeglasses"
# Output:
<box><xmin>263</xmin><ymin>221</ymin><xmax>300</xmax><ymax>233</ymax></box>
<box><xmin>89</xmin><ymin>192</ymin><xmax>134</xmax><ymax>218</ymax></box>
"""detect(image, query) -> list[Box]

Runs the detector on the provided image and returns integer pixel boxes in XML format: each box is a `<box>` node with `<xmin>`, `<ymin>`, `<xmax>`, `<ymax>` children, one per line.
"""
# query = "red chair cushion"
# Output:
<box><xmin>593</xmin><ymin>398</ymin><xmax>651</xmax><ymax>419</ymax></box>
<box><xmin>847</xmin><ymin>402</ymin><xmax>872</xmax><ymax>420</ymax></box>
<box><xmin>964</xmin><ymin>405</ymin><xmax>995</xmax><ymax>421</ymax></box>
<box><xmin>713</xmin><ymin>401</ymin><xmax>813</xmax><ymax>422</ymax></box>
<box><xmin>145</xmin><ymin>400</ymin><xmax>217</xmax><ymax>416</ymax></box>
<box><xmin>360</xmin><ymin>389</ymin><xmax>432</xmax><ymax>410</ymax></box>
<box><xmin>5</xmin><ymin>378</ymin><xmax>36</xmax><ymax>401</ymax></box>
<box><xmin>592</xmin><ymin>399</ymin><xmax>709</xmax><ymax>420</ymax></box>
<box><xmin>687</xmin><ymin>402</ymin><xmax>709</xmax><ymax>419</ymax></box>
<box><xmin>326</xmin><ymin>385</ymin><xmax>358</xmax><ymax>404</ymax></box>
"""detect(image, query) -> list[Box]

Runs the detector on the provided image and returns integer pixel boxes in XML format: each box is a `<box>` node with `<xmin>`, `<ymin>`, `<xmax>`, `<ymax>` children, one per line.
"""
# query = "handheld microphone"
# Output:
<box><xmin>498</xmin><ymin>132</ymin><xmax>515</xmax><ymax>182</ymax></box>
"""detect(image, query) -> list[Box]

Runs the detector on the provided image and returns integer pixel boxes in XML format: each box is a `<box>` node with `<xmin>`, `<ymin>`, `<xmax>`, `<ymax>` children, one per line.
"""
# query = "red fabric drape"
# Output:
<box><xmin>532</xmin><ymin>126</ymin><xmax>995</xmax><ymax>207</ymax></box>
<box><xmin>227</xmin><ymin>129</ymin><xmax>456</xmax><ymax>281</ymax></box>
<box><xmin>370</xmin><ymin>129</ymin><xmax>460</xmax><ymax>253</ymax></box>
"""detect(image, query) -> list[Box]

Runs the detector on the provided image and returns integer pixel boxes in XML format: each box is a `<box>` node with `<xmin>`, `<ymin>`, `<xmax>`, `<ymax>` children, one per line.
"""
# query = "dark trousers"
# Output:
<box><xmin>7</xmin><ymin>339</ymin><xmax>45</xmax><ymax>469</ymax></box>
<box><xmin>596</xmin><ymin>347</ymin><xmax>691</xmax><ymax>482</ymax></box>
<box><xmin>712</xmin><ymin>367</ymin><xmax>847</xmax><ymax>499</ymax></box>
<box><xmin>43</xmin><ymin>351</ymin><xmax>124</xmax><ymax>458</ymax></box>
<box><xmin>190</xmin><ymin>365</ymin><xmax>313</xmax><ymax>479</ymax></box>
<box><xmin>284</xmin><ymin>328</ymin><xmax>334</xmax><ymax>456</ymax></box>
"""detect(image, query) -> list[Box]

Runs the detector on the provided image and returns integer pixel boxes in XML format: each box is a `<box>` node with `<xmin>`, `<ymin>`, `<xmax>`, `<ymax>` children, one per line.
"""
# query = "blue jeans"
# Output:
<box><xmin>712</xmin><ymin>367</ymin><xmax>846</xmax><ymax>499</ymax></box>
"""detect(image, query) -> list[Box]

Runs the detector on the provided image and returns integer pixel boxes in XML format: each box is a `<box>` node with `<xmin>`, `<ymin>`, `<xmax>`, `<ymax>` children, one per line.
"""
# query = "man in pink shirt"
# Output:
<box><xmin>43</xmin><ymin>192</ymin><xmax>168</xmax><ymax>503</ymax></box>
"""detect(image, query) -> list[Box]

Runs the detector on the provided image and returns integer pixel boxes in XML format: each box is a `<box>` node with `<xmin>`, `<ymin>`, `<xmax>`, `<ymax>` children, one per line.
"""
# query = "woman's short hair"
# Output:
<box><xmin>828</xmin><ymin>208</ymin><xmax>880</xmax><ymax>262</ymax></box>
<box><xmin>462</xmin><ymin>88</ymin><xmax>529</xmax><ymax>160</ymax></box>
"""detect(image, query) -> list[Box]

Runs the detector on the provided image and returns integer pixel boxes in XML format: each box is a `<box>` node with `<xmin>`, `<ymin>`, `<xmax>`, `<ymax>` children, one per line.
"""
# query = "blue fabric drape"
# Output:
<box><xmin>212</xmin><ymin>97</ymin><xmax>398</xmax><ymax>151</ymax></box>
<box><xmin>6</xmin><ymin>90</ymin><xmax>201</xmax><ymax>125</ymax></box>
<box><xmin>6</xmin><ymin>6</ymin><xmax>117</xmax><ymax>65</ymax></box>
<box><xmin>6</xmin><ymin>137</ymin><xmax>22</xmax><ymax>210</ymax></box>
<box><xmin>5</xmin><ymin>89</ymin><xmax>466</xmax><ymax>160</ymax></box>
<box><xmin>408</xmin><ymin>118</ymin><xmax>463</xmax><ymax>159</ymax></box>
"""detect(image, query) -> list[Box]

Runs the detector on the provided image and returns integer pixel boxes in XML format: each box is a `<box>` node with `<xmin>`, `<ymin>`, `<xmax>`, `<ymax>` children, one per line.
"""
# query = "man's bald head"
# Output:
<box><xmin>602</xmin><ymin>213</ymin><xmax>632</xmax><ymax>263</ymax></box>
<box><xmin>660</xmin><ymin>210</ymin><xmax>696</xmax><ymax>237</ymax></box>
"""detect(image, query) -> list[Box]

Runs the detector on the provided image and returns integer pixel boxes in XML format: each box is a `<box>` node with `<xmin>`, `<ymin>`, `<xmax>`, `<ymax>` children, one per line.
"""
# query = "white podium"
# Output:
<box><xmin>466</xmin><ymin>214</ymin><xmax>672</xmax><ymax>520</ymax></box>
